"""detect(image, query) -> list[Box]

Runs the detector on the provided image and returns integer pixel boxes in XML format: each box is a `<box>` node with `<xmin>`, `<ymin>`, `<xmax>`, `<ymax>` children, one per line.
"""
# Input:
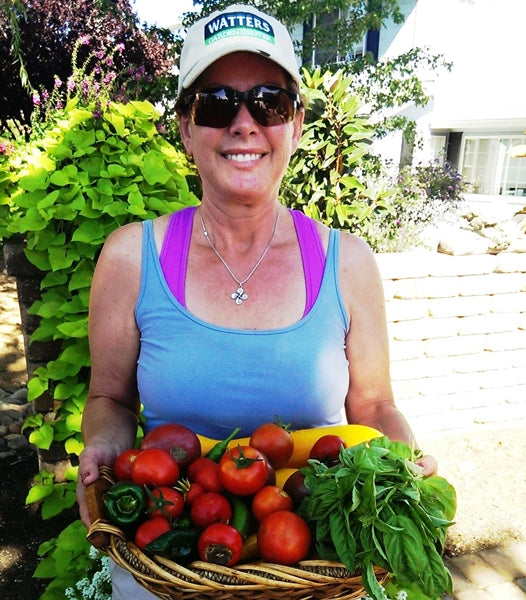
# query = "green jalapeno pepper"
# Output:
<box><xmin>205</xmin><ymin>427</ymin><xmax>241</xmax><ymax>462</ymax></box>
<box><xmin>145</xmin><ymin>528</ymin><xmax>200</xmax><ymax>564</ymax></box>
<box><xmin>104</xmin><ymin>481</ymin><xmax>146</xmax><ymax>526</ymax></box>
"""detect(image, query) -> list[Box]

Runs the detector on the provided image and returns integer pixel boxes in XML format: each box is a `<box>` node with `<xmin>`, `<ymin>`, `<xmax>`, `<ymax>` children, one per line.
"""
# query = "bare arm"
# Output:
<box><xmin>77</xmin><ymin>222</ymin><xmax>143</xmax><ymax>526</ymax></box>
<box><xmin>340</xmin><ymin>233</ymin><xmax>437</xmax><ymax>474</ymax></box>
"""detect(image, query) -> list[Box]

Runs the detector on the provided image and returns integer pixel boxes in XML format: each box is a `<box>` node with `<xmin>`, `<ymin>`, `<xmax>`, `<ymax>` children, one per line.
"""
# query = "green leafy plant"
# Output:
<box><xmin>282</xmin><ymin>67</ymin><xmax>396</xmax><ymax>231</ymax></box>
<box><xmin>0</xmin><ymin>95</ymin><xmax>197</xmax><ymax>596</ymax></box>
<box><xmin>3</xmin><ymin>94</ymin><xmax>197</xmax><ymax>484</ymax></box>
<box><xmin>33</xmin><ymin>520</ymin><xmax>100</xmax><ymax>600</ymax></box>
<box><xmin>298</xmin><ymin>436</ymin><xmax>457</xmax><ymax>600</ymax></box>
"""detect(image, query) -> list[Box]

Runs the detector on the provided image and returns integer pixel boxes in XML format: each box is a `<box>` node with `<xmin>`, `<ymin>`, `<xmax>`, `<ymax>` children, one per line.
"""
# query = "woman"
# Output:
<box><xmin>77</xmin><ymin>4</ymin><xmax>436</xmax><ymax>597</ymax></box>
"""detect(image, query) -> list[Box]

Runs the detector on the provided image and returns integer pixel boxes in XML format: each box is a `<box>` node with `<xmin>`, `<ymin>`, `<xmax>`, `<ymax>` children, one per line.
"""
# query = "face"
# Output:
<box><xmin>178</xmin><ymin>52</ymin><xmax>304</xmax><ymax>206</ymax></box>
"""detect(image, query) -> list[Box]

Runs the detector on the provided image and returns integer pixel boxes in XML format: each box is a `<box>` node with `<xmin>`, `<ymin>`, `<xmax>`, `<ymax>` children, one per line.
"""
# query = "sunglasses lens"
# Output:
<box><xmin>191</xmin><ymin>88</ymin><xmax>238</xmax><ymax>128</ymax></box>
<box><xmin>189</xmin><ymin>86</ymin><xmax>299</xmax><ymax>128</ymax></box>
<box><xmin>250</xmin><ymin>87</ymin><xmax>297</xmax><ymax>126</ymax></box>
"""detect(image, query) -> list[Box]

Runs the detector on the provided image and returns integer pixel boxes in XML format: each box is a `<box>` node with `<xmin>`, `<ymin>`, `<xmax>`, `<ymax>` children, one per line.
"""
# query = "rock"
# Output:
<box><xmin>9</xmin><ymin>388</ymin><xmax>28</xmax><ymax>405</ymax></box>
<box><xmin>438</xmin><ymin>205</ymin><xmax>526</xmax><ymax>255</ymax></box>
<box><xmin>438</xmin><ymin>227</ymin><xmax>490</xmax><ymax>255</ymax></box>
<box><xmin>5</xmin><ymin>433</ymin><xmax>30</xmax><ymax>450</ymax></box>
<box><xmin>8</xmin><ymin>421</ymin><xmax>22</xmax><ymax>434</ymax></box>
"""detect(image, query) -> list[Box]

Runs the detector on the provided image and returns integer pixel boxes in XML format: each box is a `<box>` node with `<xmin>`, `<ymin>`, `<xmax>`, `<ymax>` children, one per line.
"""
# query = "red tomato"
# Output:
<box><xmin>134</xmin><ymin>517</ymin><xmax>171</xmax><ymax>550</ymax></box>
<box><xmin>309</xmin><ymin>434</ymin><xmax>346</xmax><ymax>465</ymax></box>
<box><xmin>131</xmin><ymin>448</ymin><xmax>180</xmax><ymax>488</ymax></box>
<box><xmin>250</xmin><ymin>422</ymin><xmax>294</xmax><ymax>469</ymax></box>
<box><xmin>146</xmin><ymin>487</ymin><xmax>185</xmax><ymax>521</ymax></box>
<box><xmin>113</xmin><ymin>448</ymin><xmax>140</xmax><ymax>481</ymax></box>
<box><xmin>187</xmin><ymin>457</ymin><xmax>224</xmax><ymax>493</ymax></box>
<box><xmin>190</xmin><ymin>492</ymin><xmax>232</xmax><ymax>530</ymax></box>
<box><xmin>251</xmin><ymin>485</ymin><xmax>294</xmax><ymax>522</ymax></box>
<box><xmin>185</xmin><ymin>482</ymin><xmax>205</xmax><ymax>505</ymax></box>
<box><xmin>257</xmin><ymin>511</ymin><xmax>311</xmax><ymax>565</ymax></box>
<box><xmin>219</xmin><ymin>446</ymin><xmax>268</xmax><ymax>496</ymax></box>
<box><xmin>198</xmin><ymin>523</ymin><xmax>243</xmax><ymax>566</ymax></box>
<box><xmin>140</xmin><ymin>423</ymin><xmax>201</xmax><ymax>472</ymax></box>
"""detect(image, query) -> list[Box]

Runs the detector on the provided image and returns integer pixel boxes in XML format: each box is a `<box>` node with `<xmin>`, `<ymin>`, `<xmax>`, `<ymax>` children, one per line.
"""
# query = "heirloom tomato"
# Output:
<box><xmin>198</xmin><ymin>523</ymin><xmax>243</xmax><ymax>566</ymax></box>
<box><xmin>251</xmin><ymin>485</ymin><xmax>294</xmax><ymax>522</ymax></box>
<box><xmin>134</xmin><ymin>517</ymin><xmax>171</xmax><ymax>550</ymax></box>
<box><xmin>283</xmin><ymin>470</ymin><xmax>310</xmax><ymax>507</ymax></box>
<box><xmin>140</xmin><ymin>423</ymin><xmax>201</xmax><ymax>472</ymax></box>
<box><xmin>113</xmin><ymin>448</ymin><xmax>140</xmax><ymax>481</ymax></box>
<box><xmin>309</xmin><ymin>434</ymin><xmax>346</xmax><ymax>466</ymax></box>
<box><xmin>257</xmin><ymin>511</ymin><xmax>311</xmax><ymax>565</ymax></box>
<box><xmin>190</xmin><ymin>491</ymin><xmax>232</xmax><ymax>530</ymax></box>
<box><xmin>146</xmin><ymin>487</ymin><xmax>185</xmax><ymax>521</ymax></box>
<box><xmin>249</xmin><ymin>421</ymin><xmax>293</xmax><ymax>468</ymax></box>
<box><xmin>187</xmin><ymin>457</ymin><xmax>224</xmax><ymax>493</ymax></box>
<box><xmin>131</xmin><ymin>448</ymin><xmax>180</xmax><ymax>488</ymax></box>
<box><xmin>219</xmin><ymin>446</ymin><xmax>268</xmax><ymax>496</ymax></box>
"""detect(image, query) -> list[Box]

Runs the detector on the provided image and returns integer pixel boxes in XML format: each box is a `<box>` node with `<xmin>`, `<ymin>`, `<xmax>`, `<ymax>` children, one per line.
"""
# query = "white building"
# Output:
<box><xmin>373</xmin><ymin>0</ymin><xmax>526</xmax><ymax>215</ymax></box>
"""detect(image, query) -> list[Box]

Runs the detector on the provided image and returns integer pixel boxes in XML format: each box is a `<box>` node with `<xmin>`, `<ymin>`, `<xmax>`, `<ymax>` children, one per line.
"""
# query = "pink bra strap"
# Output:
<box><xmin>159</xmin><ymin>206</ymin><xmax>197</xmax><ymax>307</ymax></box>
<box><xmin>290</xmin><ymin>209</ymin><xmax>325</xmax><ymax>316</ymax></box>
<box><xmin>159</xmin><ymin>207</ymin><xmax>325</xmax><ymax>314</ymax></box>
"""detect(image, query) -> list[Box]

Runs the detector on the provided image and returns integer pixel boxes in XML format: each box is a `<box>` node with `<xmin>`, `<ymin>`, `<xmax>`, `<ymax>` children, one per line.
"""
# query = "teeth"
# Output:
<box><xmin>225</xmin><ymin>153</ymin><xmax>262</xmax><ymax>162</ymax></box>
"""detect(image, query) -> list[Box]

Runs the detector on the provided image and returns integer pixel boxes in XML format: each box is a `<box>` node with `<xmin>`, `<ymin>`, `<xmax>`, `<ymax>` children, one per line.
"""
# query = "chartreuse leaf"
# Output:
<box><xmin>28</xmin><ymin>422</ymin><xmax>54</xmax><ymax>450</ymax></box>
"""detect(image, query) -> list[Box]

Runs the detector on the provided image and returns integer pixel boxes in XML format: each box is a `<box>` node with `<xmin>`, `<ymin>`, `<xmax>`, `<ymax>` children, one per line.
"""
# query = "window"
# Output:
<box><xmin>459</xmin><ymin>135</ymin><xmax>526</xmax><ymax>196</ymax></box>
<box><xmin>309</xmin><ymin>8</ymin><xmax>367</xmax><ymax>67</ymax></box>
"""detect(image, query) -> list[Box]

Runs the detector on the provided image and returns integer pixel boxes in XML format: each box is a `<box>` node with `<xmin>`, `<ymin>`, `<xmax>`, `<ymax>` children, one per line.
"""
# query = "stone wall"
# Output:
<box><xmin>376</xmin><ymin>251</ymin><xmax>526</xmax><ymax>438</ymax></box>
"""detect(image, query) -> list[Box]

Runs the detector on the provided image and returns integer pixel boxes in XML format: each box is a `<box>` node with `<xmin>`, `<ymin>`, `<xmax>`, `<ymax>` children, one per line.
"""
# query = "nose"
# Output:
<box><xmin>229</xmin><ymin>101</ymin><xmax>258</xmax><ymax>135</ymax></box>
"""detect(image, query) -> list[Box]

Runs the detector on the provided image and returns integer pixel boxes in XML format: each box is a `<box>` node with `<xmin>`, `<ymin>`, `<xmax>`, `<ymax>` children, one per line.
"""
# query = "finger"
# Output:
<box><xmin>417</xmin><ymin>455</ymin><xmax>438</xmax><ymax>477</ymax></box>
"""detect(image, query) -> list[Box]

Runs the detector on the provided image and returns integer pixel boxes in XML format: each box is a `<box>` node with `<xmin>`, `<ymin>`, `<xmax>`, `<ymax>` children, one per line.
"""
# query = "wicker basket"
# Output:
<box><xmin>86</xmin><ymin>466</ymin><xmax>387</xmax><ymax>600</ymax></box>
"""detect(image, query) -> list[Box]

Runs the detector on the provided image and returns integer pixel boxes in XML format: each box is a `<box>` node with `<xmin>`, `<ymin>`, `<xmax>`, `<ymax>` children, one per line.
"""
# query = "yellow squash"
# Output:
<box><xmin>197</xmin><ymin>423</ymin><xmax>381</xmax><ymax>469</ymax></box>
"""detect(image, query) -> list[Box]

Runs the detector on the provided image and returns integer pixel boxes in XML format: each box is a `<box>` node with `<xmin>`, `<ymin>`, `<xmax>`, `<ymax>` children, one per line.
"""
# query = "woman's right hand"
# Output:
<box><xmin>76</xmin><ymin>444</ymin><xmax>121</xmax><ymax>528</ymax></box>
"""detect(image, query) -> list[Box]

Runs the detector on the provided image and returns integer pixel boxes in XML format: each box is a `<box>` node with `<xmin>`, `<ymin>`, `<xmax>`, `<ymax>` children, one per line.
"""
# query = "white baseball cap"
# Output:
<box><xmin>177</xmin><ymin>4</ymin><xmax>302</xmax><ymax>95</ymax></box>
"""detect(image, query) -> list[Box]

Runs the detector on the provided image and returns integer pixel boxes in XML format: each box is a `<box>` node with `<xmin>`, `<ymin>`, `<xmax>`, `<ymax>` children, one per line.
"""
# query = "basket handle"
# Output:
<box><xmin>85</xmin><ymin>466</ymin><xmax>115</xmax><ymax>550</ymax></box>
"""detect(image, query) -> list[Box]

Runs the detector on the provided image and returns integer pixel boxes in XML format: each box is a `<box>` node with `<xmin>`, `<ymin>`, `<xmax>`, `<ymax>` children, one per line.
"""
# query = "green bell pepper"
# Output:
<box><xmin>104</xmin><ymin>481</ymin><xmax>146</xmax><ymax>526</ymax></box>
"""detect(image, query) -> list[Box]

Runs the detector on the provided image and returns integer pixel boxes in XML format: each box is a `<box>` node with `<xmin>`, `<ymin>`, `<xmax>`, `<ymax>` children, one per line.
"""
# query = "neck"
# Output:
<box><xmin>198</xmin><ymin>200</ymin><xmax>282</xmax><ymax>251</ymax></box>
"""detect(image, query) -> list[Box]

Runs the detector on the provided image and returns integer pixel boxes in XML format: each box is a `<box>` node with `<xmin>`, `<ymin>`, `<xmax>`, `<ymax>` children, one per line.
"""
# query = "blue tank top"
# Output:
<box><xmin>135</xmin><ymin>218</ymin><xmax>350</xmax><ymax>439</ymax></box>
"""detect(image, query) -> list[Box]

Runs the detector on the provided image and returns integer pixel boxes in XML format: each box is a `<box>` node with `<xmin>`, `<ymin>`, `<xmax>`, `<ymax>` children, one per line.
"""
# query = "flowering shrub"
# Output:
<box><xmin>356</xmin><ymin>159</ymin><xmax>465</xmax><ymax>252</ymax></box>
<box><xmin>30</xmin><ymin>36</ymin><xmax>156</xmax><ymax>136</ymax></box>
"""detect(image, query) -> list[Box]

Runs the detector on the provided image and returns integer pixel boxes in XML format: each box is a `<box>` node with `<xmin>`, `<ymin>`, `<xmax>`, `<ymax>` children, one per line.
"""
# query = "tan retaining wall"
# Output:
<box><xmin>376</xmin><ymin>251</ymin><xmax>526</xmax><ymax>437</ymax></box>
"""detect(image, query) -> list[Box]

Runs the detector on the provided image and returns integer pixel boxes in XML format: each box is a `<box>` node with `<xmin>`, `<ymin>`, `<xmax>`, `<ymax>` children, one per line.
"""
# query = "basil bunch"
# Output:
<box><xmin>298</xmin><ymin>436</ymin><xmax>456</xmax><ymax>600</ymax></box>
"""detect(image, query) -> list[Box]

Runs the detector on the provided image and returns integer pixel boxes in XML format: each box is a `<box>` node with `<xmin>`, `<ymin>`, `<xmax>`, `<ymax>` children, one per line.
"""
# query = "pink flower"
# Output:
<box><xmin>32</xmin><ymin>92</ymin><xmax>41</xmax><ymax>106</ymax></box>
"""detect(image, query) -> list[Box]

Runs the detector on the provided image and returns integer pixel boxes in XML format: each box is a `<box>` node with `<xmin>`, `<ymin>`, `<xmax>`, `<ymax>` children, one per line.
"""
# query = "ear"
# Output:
<box><xmin>178</xmin><ymin>112</ymin><xmax>194</xmax><ymax>157</ymax></box>
<box><xmin>290</xmin><ymin>108</ymin><xmax>304</xmax><ymax>155</ymax></box>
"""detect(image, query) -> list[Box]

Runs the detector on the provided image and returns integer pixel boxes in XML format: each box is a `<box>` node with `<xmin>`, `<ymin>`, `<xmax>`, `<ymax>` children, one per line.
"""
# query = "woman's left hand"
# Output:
<box><xmin>416</xmin><ymin>454</ymin><xmax>438</xmax><ymax>476</ymax></box>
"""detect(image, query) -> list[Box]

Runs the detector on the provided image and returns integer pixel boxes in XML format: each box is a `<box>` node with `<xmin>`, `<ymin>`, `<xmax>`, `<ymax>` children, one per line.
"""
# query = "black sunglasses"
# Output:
<box><xmin>184</xmin><ymin>85</ymin><xmax>301</xmax><ymax>129</ymax></box>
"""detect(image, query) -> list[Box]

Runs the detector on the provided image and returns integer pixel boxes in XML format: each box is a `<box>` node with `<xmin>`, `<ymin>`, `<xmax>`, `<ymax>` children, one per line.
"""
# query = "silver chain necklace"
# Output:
<box><xmin>199</xmin><ymin>207</ymin><xmax>281</xmax><ymax>305</ymax></box>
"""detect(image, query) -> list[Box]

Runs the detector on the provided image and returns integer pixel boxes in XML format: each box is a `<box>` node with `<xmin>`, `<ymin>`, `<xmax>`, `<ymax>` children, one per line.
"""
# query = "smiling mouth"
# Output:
<box><xmin>224</xmin><ymin>153</ymin><xmax>264</xmax><ymax>162</ymax></box>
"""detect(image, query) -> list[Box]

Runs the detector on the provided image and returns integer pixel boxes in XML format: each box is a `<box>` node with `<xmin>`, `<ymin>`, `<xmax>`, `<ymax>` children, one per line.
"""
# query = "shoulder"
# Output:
<box><xmin>338</xmin><ymin>229</ymin><xmax>377</xmax><ymax>269</ymax></box>
<box><xmin>99</xmin><ymin>221</ymin><xmax>143</xmax><ymax>267</ymax></box>
<box><xmin>101</xmin><ymin>214</ymin><xmax>170</xmax><ymax>262</ymax></box>
<box><xmin>337</xmin><ymin>230</ymin><xmax>384</xmax><ymax>311</ymax></box>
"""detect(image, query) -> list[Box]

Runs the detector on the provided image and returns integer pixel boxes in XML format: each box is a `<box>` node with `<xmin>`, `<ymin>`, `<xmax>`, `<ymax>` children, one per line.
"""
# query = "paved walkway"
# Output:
<box><xmin>443</xmin><ymin>541</ymin><xmax>526</xmax><ymax>599</ymax></box>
